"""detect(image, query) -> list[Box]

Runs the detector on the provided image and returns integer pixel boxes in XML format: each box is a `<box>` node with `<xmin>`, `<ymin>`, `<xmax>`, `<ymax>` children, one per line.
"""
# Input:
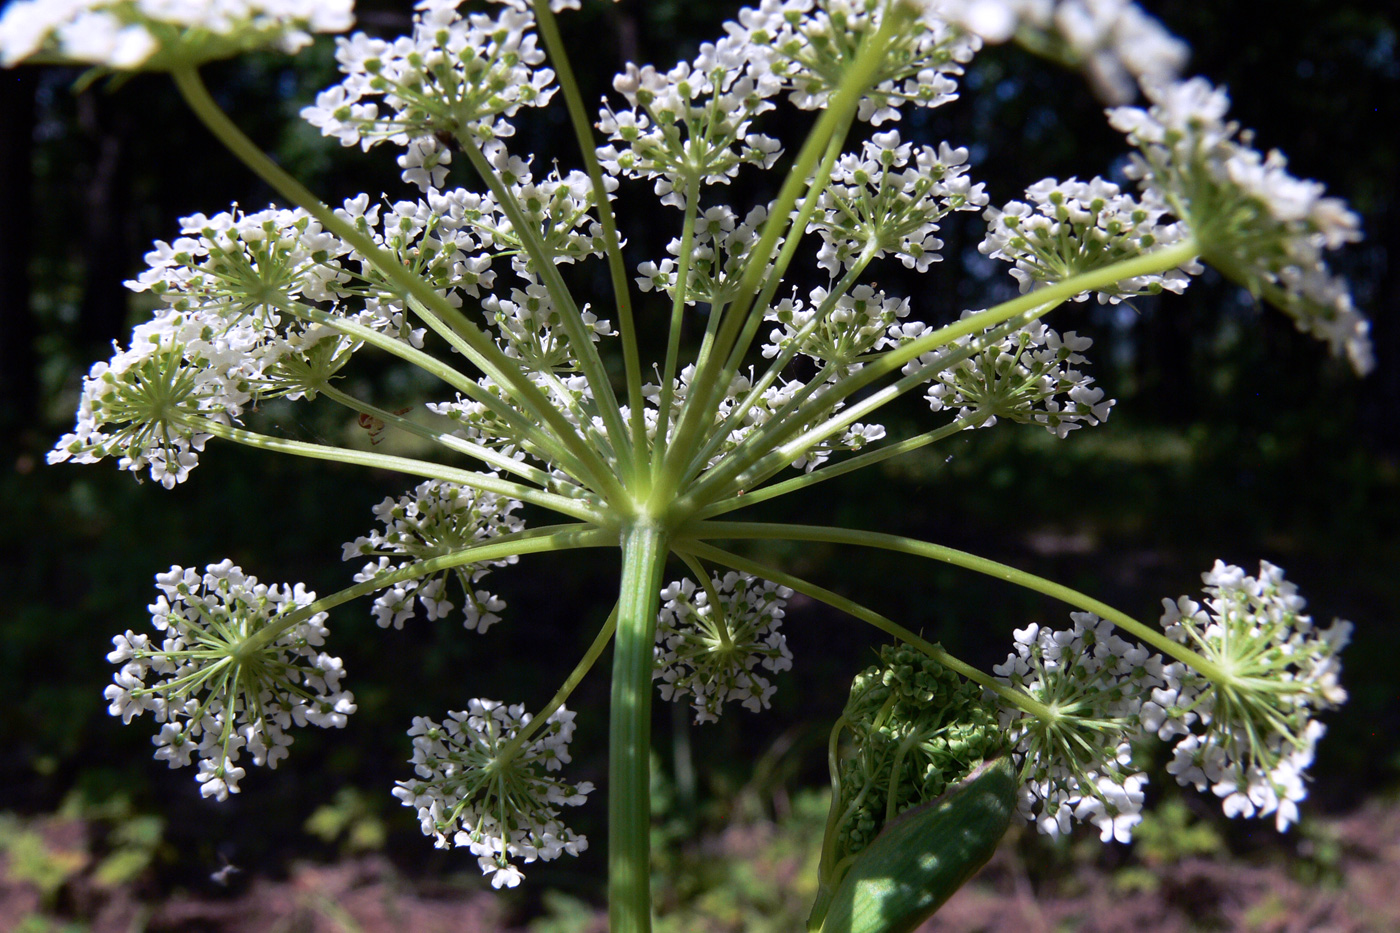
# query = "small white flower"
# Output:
<box><xmin>654</xmin><ymin>572</ymin><xmax>793</xmax><ymax>724</ymax></box>
<box><xmin>347</xmin><ymin>480</ymin><xmax>523</xmax><ymax>632</ymax></box>
<box><xmin>1159</xmin><ymin>561</ymin><xmax>1349</xmax><ymax>830</ymax></box>
<box><xmin>392</xmin><ymin>701</ymin><xmax>592</xmax><ymax>887</ymax></box>
<box><xmin>105</xmin><ymin>562</ymin><xmax>352</xmax><ymax>799</ymax></box>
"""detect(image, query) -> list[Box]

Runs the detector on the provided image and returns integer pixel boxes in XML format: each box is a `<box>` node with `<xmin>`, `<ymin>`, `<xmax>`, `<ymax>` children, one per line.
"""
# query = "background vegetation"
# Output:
<box><xmin>2</xmin><ymin>1</ymin><xmax>1396</xmax><ymax>929</ymax></box>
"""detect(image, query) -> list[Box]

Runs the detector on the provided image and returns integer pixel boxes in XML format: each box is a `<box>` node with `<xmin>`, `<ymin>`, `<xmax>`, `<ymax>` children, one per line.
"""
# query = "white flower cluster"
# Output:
<box><xmin>636</xmin><ymin>205</ymin><xmax>777</xmax><ymax>308</ymax></box>
<box><xmin>49</xmin><ymin>199</ymin><xmax>497</xmax><ymax>487</ymax></box>
<box><xmin>654</xmin><ymin>572</ymin><xmax>794</xmax><ymax>724</ymax></box>
<box><xmin>48</xmin><ymin>309</ymin><xmax>224</xmax><ymax>488</ymax></box>
<box><xmin>127</xmin><ymin>204</ymin><xmax>348</xmax><ymax>319</ymax></box>
<box><xmin>106</xmin><ymin>560</ymin><xmax>356</xmax><ymax>802</ymax></box>
<box><xmin>997</xmin><ymin>561</ymin><xmax>1350</xmax><ymax>841</ymax></box>
<box><xmin>808</xmin><ymin>131</ymin><xmax>988</xmax><ymax>276</ymax></box>
<box><xmin>484</xmin><ymin>275</ymin><xmax>614</xmax><ymax>374</ymax></box>
<box><xmin>923</xmin><ymin>0</ymin><xmax>1187</xmax><ymax>104</ymax></box>
<box><xmin>1156</xmin><ymin>561</ymin><xmax>1351</xmax><ymax>831</ymax></box>
<box><xmin>980</xmin><ymin>176</ymin><xmax>1199</xmax><ymax>303</ymax></box>
<box><xmin>901</xmin><ymin>317</ymin><xmax>1114</xmax><ymax>437</ymax></box>
<box><xmin>345</xmin><ymin>479</ymin><xmax>524</xmax><ymax>632</ymax></box>
<box><xmin>994</xmin><ymin>613</ymin><xmax>1158</xmax><ymax>841</ymax></box>
<box><xmin>0</xmin><ymin>0</ymin><xmax>352</xmax><ymax>69</ymax></box>
<box><xmin>391</xmin><ymin>699</ymin><xmax>593</xmax><ymax>889</ymax></box>
<box><xmin>339</xmin><ymin>151</ymin><xmax>614</xmax><ymax>346</ymax></box>
<box><xmin>301</xmin><ymin>0</ymin><xmax>555</xmax><ymax>152</ymax></box>
<box><xmin>597</xmin><ymin>38</ymin><xmax>783</xmax><ymax>206</ymax></box>
<box><xmin>742</xmin><ymin>0</ymin><xmax>981</xmax><ymax>125</ymax></box>
<box><xmin>1109</xmin><ymin>77</ymin><xmax>1372</xmax><ymax>374</ymax></box>
<box><xmin>763</xmin><ymin>284</ymin><xmax>911</xmax><ymax>371</ymax></box>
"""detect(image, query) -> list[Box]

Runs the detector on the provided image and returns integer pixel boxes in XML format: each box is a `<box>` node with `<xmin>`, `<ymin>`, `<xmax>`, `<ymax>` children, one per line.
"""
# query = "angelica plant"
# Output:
<box><xmin>8</xmin><ymin>0</ymin><xmax>1369</xmax><ymax>930</ymax></box>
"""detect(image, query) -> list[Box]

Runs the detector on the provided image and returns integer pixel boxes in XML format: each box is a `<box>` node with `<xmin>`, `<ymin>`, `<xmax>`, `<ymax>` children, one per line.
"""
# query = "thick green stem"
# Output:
<box><xmin>609</xmin><ymin>522</ymin><xmax>669</xmax><ymax>933</ymax></box>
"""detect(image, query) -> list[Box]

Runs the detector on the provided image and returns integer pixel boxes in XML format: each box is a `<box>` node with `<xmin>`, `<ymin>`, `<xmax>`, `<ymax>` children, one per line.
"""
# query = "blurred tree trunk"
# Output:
<box><xmin>75</xmin><ymin>89</ymin><xmax>135</xmax><ymax>364</ymax></box>
<box><xmin>0</xmin><ymin>70</ymin><xmax>36</xmax><ymax>452</ymax></box>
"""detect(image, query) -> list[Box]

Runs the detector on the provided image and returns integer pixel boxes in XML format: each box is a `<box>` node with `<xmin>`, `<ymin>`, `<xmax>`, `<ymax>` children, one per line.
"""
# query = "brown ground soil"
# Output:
<box><xmin>4</xmin><ymin>797</ymin><xmax>1398</xmax><ymax>933</ymax></box>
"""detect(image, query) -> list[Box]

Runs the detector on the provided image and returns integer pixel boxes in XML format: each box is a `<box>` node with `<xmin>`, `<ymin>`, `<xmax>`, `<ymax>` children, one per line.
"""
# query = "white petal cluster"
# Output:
<box><xmin>106</xmin><ymin>560</ymin><xmax>355</xmax><ymax>801</ymax></box>
<box><xmin>740</xmin><ymin>0</ymin><xmax>980</xmax><ymax>125</ymax></box>
<box><xmin>391</xmin><ymin>700</ymin><xmax>592</xmax><ymax>888</ymax></box>
<box><xmin>901</xmin><ymin>317</ymin><xmax>1114</xmax><ymax>437</ymax></box>
<box><xmin>980</xmin><ymin>176</ymin><xmax>1200</xmax><ymax>303</ymax></box>
<box><xmin>127</xmin><ymin>204</ymin><xmax>351</xmax><ymax>317</ymax></box>
<box><xmin>345</xmin><ymin>479</ymin><xmax>524</xmax><ymax>632</ymax></box>
<box><xmin>763</xmin><ymin>284</ymin><xmax>911</xmax><ymax>371</ymax></box>
<box><xmin>1155</xmin><ymin>561</ymin><xmax>1351</xmax><ymax>831</ymax></box>
<box><xmin>300</xmin><ymin>0</ymin><xmax>554</xmax><ymax>152</ymax></box>
<box><xmin>0</xmin><ymin>0</ymin><xmax>352</xmax><ymax>69</ymax></box>
<box><xmin>47</xmin><ymin>310</ymin><xmax>221</xmax><ymax>488</ymax></box>
<box><xmin>597</xmin><ymin>35</ymin><xmax>783</xmax><ymax>206</ymax></box>
<box><xmin>994</xmin><ymin>613</ymin><xmax>1163</xmax><ymax>841</ymax></box>
<box><xmin>808</xmin><ymin>131</ymin><xmax>988</xmax><ymax>276</ymax></box>
<box><xmin>484</xmin><ymin>275</ymin><xmax>614</xmax><ymax>374</ymax></box>
<box><xmin>636</xmin><ymin>205</ymin><xmax>777</xmax><ymax>308</ymax></box>
<box><xmin>920</xmin><ymin>0</ymin><xmax>1187</xmax><ymax>104</ymax></box>
<box><xmin>1109</xmin><ymin>77</ymin><xmax>1372</xmax><ymax>374</ymax></box>
<box><xmin>46</xmin><ymin>250</ymin><xmax>360</xmax><ymax>487</ymax></box>
<box><xmin>654</xmin><ymin>572</ymin><xmax>794</xmax><ymax>724</ymax></box>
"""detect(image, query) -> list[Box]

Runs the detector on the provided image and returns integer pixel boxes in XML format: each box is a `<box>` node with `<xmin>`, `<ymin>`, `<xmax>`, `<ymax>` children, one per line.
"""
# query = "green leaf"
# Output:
<box><xmin>813</xmin><ymin>757</ymin><xmax>1016</xmax><ymax>933</ymax></box>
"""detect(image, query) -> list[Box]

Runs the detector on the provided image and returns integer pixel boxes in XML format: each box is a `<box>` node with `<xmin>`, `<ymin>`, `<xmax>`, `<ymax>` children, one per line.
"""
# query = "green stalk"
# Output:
<box><xmin>711</xmin><ymin>118</ymin><xmax>855</xmax><ymax>391</ymax></box>
<box><xmin>693</xmin><ymin>417</ymin><xmax>978</xmax><ymax>519</ymax></box>
<box><xmin>660</xmin><ymin>7</ymin><xmax>909</xmax><ymax>495</ymax></box>
<box><xmin>679</xmin><ymin>306</ymin><xmax>1050</xmax><ymax>510</ymax></box>
<box><xmin>688</xmin><ymin>522</ymin><xmax>1230</xmax><ymax>680</ymax></box>
<box><xmin>609</xmin><ymin>521</ymin><xmax>670</xmax><ymax>933</ymax></box>
<box><xmin>769</xmin><ymin>239</ymin><xmax>1204</xmax><ymax>447</ymax></box>
<box><xmin>675</xmin><ymin>541</ymin><xmax>1052</xmax><ymax>719</ymax></box>
<box><xmin>192</xmin><ymin>418</ymin><xmax>605</xmax><ymax>524</ymax></box>
<box><xmin>457</xmin><ymin>139</ymin><xmax>633</xmax><ymax>476</ymax></box>
<box><xmin>239</xmin><ymin>523</ymin><xmax>614</xmax><ymax>656</ymax></box>
<box><xmin>687</xmin><ymin>239</ymin><xmax>1202</xmax><ymax>507</ymax></box>
<box><xmin>498</xmin><ymin>605</ymin><xmax>620</xmax><ymax>761</ymax></box>
<box><xmin>652</xmin><ymin>175</ymin><xmax>704</xmax><ymax>476</ymax></box>
<box><xmin>280</xmin><ymin>299</ymin><xmax>596</xmax><ymax>483</ymax></box>
<box><xmin>679</xmin><ymin>244</ymin><xmax>878</xmax><ymax>487</ymax></box>
<box><xmin>533</xmin><ymin>2</ymin><xmax>648</xmax><ymax>458</ymax></box>
<box><xmin>315</xmin><ymin>384</ymin><xmax>564</xmax><ymax>492</ymax></box>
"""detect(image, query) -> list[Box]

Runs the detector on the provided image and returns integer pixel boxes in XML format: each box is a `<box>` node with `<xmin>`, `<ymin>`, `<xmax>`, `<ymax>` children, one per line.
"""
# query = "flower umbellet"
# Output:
<box><xmin>11</xmin><ymin>0</ymin><xmax>1366</xmax><ymax>928</ymax></box>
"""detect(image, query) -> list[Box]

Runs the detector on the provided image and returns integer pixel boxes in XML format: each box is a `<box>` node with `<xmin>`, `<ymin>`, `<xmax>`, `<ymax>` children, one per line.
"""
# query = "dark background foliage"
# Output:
<box><xmin>1</xmin><ymin>0</ymin><xmax>1396</xmax><ymax>922</ymax></box>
